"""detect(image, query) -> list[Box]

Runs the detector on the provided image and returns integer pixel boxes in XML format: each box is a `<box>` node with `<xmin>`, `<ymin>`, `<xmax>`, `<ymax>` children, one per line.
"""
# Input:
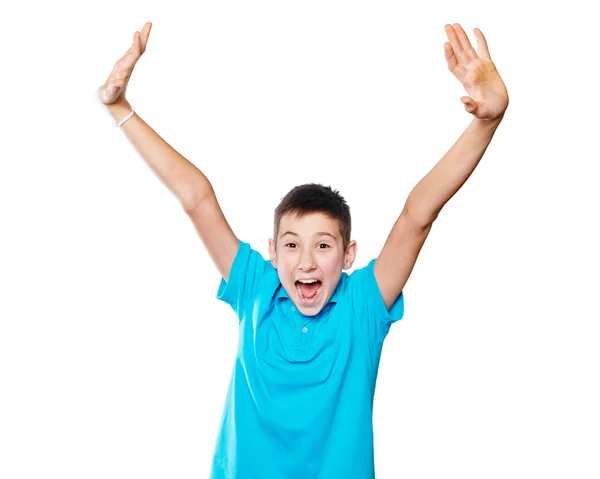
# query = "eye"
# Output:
<box><xmin>285</xmin><ymin>243</ymin><xmax>297</xmax><ymax>248</ymax></box>
<box><xmin>318</xmin><ymin>243</ymin><xmax>330</xmax><ymax>249</ymax></box>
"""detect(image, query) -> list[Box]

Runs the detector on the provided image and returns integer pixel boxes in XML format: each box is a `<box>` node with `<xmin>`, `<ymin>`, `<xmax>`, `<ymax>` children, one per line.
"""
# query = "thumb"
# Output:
<box><xmin>107</xmin><ymin>84</ymin><xmax>121</xmax><ymax>95</ymax></box>
<box><xmin>460</xmin><ymin>96</ymin><xmax>479</xmax><ymax>115</ymax></box>
<box><xmin>97</xmin><ymin>81</ymin><xmax>125</xmax><ymax>105</ymax></box>
<box><xmin>109</xmin><ymin>84</ymin><xmax>123</xmax><ymax>95</ymax></box>
<box><xmin>109</xmin><ymin>79</ymin><xmax>125</xmax><ymax>90</ymax></box>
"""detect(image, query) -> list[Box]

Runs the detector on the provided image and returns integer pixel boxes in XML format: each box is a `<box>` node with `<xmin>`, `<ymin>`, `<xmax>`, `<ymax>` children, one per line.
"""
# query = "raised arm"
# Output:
<box><xmin>97</xmin><ymin>22</ymin><xmax>238</xmax><ymax>281</ymax></box>
<box><xmin>374</xmin><ymin>24</ymin><xmax>509</xmax><ymax>309</ymax></box>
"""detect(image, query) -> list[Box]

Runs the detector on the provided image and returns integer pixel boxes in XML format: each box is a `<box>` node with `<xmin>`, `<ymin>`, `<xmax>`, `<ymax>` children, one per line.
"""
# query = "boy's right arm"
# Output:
<box><xmin>98</xmin><ymin>23</ymin><xmax>238</xmax><ymax>281</ymax></box>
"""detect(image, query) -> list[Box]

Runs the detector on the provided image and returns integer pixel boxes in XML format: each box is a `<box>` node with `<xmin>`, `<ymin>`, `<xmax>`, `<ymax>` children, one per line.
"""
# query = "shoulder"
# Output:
<box><xmin>345</xmin><ymin>259</ymin><xmax>376</xmax><ymax>287</ymax></box>
<box><xmin>344</xmin><ymin>258</ymin><xmax>404</xmax><ymax>321</ymax></box>
<box><xmin>217</xmin><ymin>240</ymin><xmax>280</xmax><ymax>312</ymax></box>
<box><xmin>230</xmin><ymin>241</ymin><xmax>272</xmax><ymax>276</ymax></box>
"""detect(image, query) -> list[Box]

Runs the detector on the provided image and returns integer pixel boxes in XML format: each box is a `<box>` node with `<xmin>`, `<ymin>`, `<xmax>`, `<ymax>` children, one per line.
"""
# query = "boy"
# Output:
<box><xmin>97</xmin><ymin>21</ymin><xmax>508</xmax><ymax>478</ymax></box>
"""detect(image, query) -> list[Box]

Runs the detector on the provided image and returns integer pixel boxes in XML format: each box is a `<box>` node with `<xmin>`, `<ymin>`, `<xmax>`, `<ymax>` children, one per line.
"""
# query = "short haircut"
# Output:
<box><xmin>273</xmin><ymin>183</ymin><xmax>351</xmax><ymax>250</ymax></box>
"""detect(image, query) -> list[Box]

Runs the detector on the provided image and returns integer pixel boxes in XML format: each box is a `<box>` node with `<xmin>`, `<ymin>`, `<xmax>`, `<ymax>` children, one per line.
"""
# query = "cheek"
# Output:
<box><xmin>277</xmin><ymin>256</ymin><xmax>295</xmax><ymax>275</ymax></box>
<box><xmin>321</xmin><ymin>255</ymin><xmax>343</xmax><ymax>276</ymax></box>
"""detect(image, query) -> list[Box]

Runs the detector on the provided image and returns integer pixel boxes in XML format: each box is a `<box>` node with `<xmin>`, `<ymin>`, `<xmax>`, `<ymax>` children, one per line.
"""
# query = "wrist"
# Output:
<box><xmin>471</xmin><ymin>114</ymin><xmax>503</xmax><ymax>135</ymax></box>
<box><xmin>103</xmin><ymin>101</ymin><xmax>133</xmax><ymax>122</ymax></box>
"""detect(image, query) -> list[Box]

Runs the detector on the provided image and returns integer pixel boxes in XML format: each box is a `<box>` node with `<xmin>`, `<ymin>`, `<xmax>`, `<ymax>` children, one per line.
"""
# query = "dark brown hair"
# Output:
<box><xmin>273</xmin><ymin>183</ymin><xmax>351</xmax><ymax>250</ymax></box>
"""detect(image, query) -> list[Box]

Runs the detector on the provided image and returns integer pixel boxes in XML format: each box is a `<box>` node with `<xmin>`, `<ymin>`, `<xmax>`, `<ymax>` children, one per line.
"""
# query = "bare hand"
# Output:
<box><xmin>97</xmin><ymin>22</ymin><xmax>152</xmax><ymax>106</ymax></box>
<box><xmin>444</xmin><ymin>24</ymin><xmax>509</xmax><ymax>121</ymax></box>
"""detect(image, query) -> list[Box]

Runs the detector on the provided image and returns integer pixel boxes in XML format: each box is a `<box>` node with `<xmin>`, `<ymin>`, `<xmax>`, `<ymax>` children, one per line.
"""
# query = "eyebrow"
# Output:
<box><xmin>280</xmin><ymin>231</ymin><xmax>337</xmax><ymax>240</ymax></box>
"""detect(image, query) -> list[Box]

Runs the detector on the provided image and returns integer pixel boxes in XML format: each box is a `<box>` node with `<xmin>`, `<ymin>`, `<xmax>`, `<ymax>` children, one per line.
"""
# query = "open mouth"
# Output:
<box><xmin>295</xmin><ymin>280</ymin><xmax>323</xmax><ymax>304</ymax></box>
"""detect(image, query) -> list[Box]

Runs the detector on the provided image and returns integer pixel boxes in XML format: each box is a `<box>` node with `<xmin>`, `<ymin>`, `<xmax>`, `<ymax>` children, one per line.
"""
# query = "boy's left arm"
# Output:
<box><xmin>375</xmin><ymin>23</ymin><xmax>510</xmax><ymax>310</ymax></box>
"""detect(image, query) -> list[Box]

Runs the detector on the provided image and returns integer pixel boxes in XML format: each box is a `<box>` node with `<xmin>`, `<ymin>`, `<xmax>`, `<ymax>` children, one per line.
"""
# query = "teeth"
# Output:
<box><xmin>298</xmin><ymin>279</ymin><xmax>318</xmax><ymax>283</ymax></box>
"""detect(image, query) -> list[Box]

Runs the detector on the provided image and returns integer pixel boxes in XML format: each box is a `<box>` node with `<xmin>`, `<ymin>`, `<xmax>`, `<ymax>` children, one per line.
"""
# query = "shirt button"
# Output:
<box><xmin>302</xmin><ymin>327</ymin><xmax>308</xmax><ymax>333</ymax></box>
<box><xmin>291</xmin><ymin>306</ymin><xmax>296</xmax><ymax>312</ymax></box>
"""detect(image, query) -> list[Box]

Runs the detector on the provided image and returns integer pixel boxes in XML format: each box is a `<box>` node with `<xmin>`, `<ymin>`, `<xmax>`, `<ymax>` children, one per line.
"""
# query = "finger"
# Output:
<box><xmin>117</xmin><ymin>38</ymin><xmax>139</xmax><ymax>70</ymax></box>
<box><xmin>107</xmin><ymin>84</ymin><xmax>121</xmax><ymax>100</ymax></box>
<box><xmin>108</xmin><ymin>79</ymin><xmax>125</xmax><ymax>89</ymax></box>
<box><xmin>103</xmin><ymin>80</ymin><xmax>124</xmax><ymax>95</ymax></box>
<box><xmin>116</xmin><ymin>31</ymin><xmax>141</xmax><ymax>75</ymax></box>
<box><xmin>139</xmin><ymin>22</ymin><xmax>152</xmax><ymax>54</ymax></box>
<box><xmin>111</xmin><ymin>33</ymin><xmax>141</xmax><ymax>86</ymax></box>
<box><xmin>104</xmin><ymin>62</ymin><xmax>127</xmax><ymax>88</ymax></box>
<box><xmin>131</xmin><ymin>31</ymin><xmax>141</xmax><ymax>57</ymax></box>
<box><xmin>474</xmin><ymin>28</ymin><xmax>491</xmax><ymax>61</ymax></box>
<box><xmin>97</xmin><ymin>83</ymin><xmax>120</xmax><ymax>104</ymax></box>
<box><xmin>445</xmin><ymin>24</ymin><xmax>470</xmax><ymax>64</ymax></box>
<box><xmin>444</xmin><ymin>42</ymin><xmax>467</xmax><ymax>80</ymax></box>
<box><xmin>452</xmin><ymin>23</ymin><xmax>478</xmax><ymax>61</ymax></box>
<box><xmin>460</xmin><ymin>96</ymin><xmax>479</xmax><ymax>115</ymax></box>
<box><xmin>444</xmin><ymin>42</ymin><xmax>460</xmax><ymax>74</ymax></box>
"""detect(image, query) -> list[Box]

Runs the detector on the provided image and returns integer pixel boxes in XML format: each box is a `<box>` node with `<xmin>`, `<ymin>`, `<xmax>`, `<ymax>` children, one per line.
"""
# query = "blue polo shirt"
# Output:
<box><xmin>210</xmin><ymin>240</ymin><xmax>404</xmax><ymax>478</ymax></box>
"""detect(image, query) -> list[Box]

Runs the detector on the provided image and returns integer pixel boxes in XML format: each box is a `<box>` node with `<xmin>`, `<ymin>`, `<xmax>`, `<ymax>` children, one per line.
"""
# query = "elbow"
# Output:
<box><xmin>182</xmin><ymin>185</ymin><xmax>217</xmax><ymax>215</ymax></box>
<box><xmin>404</xmin><ymin>202</ymin><xmax>439</xmax><ymax>229</ymax></box>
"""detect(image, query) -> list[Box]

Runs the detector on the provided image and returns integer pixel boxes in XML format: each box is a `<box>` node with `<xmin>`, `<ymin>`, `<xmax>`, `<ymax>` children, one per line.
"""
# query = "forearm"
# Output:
<box><xmin>405</xmin><ymin>116</ymin><xmax>503</xmax><ymax>225</ymax></box>
<box><xmin>104</xmin><ymin>102</ymin><xmax>214</xmax><ymax>212</ymax></box>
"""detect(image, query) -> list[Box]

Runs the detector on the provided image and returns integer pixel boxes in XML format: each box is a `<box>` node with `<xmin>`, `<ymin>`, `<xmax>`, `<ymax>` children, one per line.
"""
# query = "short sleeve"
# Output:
<box><xmin>346</xmin><ymin>258</ymin><xmax>405</xmax><ymax>346</ymax></box>
<box><xmin>217</xmin><ymin>240</ymin><xmax>270</xmax><ymax>318</ymax></box>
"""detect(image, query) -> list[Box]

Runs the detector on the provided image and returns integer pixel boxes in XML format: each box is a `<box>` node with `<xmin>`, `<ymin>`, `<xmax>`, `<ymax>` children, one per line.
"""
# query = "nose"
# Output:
<box><xmin>298</xmin><ymin>248</ymin><xmax>316</xmax><ymax>272</ymax></box>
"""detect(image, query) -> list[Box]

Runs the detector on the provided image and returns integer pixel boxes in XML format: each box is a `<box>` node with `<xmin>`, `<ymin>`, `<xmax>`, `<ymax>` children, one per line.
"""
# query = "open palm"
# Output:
<box><xmin>97</xmin><ymin>22</ymin><xmax>152</xmax><ymax>105</ymax></box>
<box><xmin>444</xmin><ymin>24</ymin><xmax>509</xmax><ymax>120</ymax></box>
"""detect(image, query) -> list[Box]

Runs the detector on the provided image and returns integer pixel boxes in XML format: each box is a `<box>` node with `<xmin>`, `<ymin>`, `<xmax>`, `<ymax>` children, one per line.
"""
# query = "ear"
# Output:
<box><xmin>268</xmin><ymin>238</ymin><xmax>278</xmax><ymax>268</ymax></box>
<box><xmin>343</xmin><ymin>240</ymin><xmax>357</xmax><ymax>270</ymax></box>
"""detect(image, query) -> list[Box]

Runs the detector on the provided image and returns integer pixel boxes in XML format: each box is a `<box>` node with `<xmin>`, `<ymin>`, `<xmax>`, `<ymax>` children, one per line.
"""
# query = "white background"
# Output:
<box><xmin>6</xmin><ymin>3</ymin><xmax>594</xmax><ymax>479</ymax></box>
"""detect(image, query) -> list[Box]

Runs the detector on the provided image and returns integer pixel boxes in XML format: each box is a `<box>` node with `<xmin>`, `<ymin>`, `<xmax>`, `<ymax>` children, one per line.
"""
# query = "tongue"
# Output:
<box><xmin>299</xmin><ymin>281</ymin><xmax>320</xmax><ymax>299</ymax></box>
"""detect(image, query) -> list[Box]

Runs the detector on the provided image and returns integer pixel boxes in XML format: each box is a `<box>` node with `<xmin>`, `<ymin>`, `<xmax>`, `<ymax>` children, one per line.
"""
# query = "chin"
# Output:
<box><xmin>293</xmin><ymin>285</ymin><xmax>327</xmax><ymax>316</ymax></box>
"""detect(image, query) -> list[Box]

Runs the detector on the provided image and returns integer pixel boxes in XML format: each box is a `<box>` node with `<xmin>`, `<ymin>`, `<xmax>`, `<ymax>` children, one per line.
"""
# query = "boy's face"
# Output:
<box><xmin>268</xmin><ymin>212</ymin><xmax>356</xmax><ymax>317</ymax></box>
